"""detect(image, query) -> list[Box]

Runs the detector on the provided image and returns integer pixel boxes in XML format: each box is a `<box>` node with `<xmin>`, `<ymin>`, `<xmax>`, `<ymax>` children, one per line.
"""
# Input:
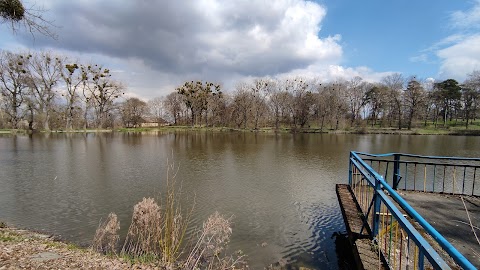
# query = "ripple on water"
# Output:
<box><xmin>1</xmin><ymin>133</ymin><xmax>361</xmax><ymax>270</ymax></box>
<box><xmin>275</xmin><ymin>201</ymin><xmax>345</xmax><ymax>269</ymax></box>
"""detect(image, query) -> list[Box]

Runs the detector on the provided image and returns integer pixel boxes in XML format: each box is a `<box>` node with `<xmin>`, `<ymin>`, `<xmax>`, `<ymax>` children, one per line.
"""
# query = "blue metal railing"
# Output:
<box><xmin>357</xmin><ymin>152</ymin><xmax>480</xmax><ymax>196</ymax></box>
<box><xmin>349</xmin><ymin>151</ymin><xmax>477</xmax><ymax>270</ymax></box>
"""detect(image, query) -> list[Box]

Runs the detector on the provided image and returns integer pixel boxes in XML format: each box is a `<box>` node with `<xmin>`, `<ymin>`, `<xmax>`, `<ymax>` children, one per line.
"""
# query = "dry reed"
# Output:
<box><xmin>121</xmin><ymin>197</ymin><xmax>162</xmax><ymax>257</ymax></box>
<box><xmin>158</xmin><ymin>161</ymin><xmax>194</xmax><ymax>267</ymax></box>
<box><xmin>93</xmin><ymin>160</ymin><xmax>248</xmax><ymax>269</ymax></box>
<box><xmin>92</xmin><ymin>212</ymin><xmax>120</xmax><ymax>254</ymax></box>
<box><xmin>118</xmin><ymin>161</ymin><xmax>193</xmax><ymax>268</ymax></box>
<box><xmin>184</xmin><ymin>212</ymin><xmax>246</xmax><ymax>270</ymax></box>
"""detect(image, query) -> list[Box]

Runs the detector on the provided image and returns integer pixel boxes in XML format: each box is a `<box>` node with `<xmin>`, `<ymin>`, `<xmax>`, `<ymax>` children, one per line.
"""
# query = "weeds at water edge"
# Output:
<box><xmin>92</xmin><ymin>213</ymin><xmax>120</xmax><ymax>254</ymax></box>
<box><xmin>93</xmin><ymin>160</ymin><xmax>247</xmax><ymax>269</ymax></box>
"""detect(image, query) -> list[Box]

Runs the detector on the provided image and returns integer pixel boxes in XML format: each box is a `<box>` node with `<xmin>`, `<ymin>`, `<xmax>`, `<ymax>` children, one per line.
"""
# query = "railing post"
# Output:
<box><xmin>393</xmin><ymin>154</ymin><xmax>401</xmax><ymax>189</ymax></box>
<box><xmin>372</xmin><ymin>176</ymin><xmax>382</xmax><ymax>236</ymax></box>
<box><xmin>418</xmin><ymin>251</ymin><xmax>425</xmax><ymax>270</ymax></box>
<box><xmin>348</xmin><ymin>152</ymin><xmax>353</xmax><ymax>186</ymax></box>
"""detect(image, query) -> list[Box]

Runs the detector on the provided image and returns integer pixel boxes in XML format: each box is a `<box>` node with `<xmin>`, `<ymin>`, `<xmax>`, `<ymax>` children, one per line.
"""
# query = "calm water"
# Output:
<box><xmin>1</xmin><ymin>132</ymin><xmax>479</xmax><ymax>269</ymax></box>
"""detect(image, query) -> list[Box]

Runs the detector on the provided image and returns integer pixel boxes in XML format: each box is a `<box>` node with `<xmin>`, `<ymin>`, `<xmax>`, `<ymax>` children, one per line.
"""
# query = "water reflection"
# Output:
<box><xmin>0</xmin><ymin>132</ymin><xmax>479</xmax><ymax>269</ymax></box>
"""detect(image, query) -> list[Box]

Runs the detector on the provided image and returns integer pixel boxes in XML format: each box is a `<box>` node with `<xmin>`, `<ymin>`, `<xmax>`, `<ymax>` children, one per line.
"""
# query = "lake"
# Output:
<box><xmin>1</xmin><ymin>132</ymin><xmax>479</xmax><ymax>269</ymax></box>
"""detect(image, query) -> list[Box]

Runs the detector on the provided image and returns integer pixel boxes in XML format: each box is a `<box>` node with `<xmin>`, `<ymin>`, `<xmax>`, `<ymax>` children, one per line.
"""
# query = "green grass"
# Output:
<box><xmin>51</xmin><ymin>242</ymin><xmax>82</xmax><ymax>251</ymax></box>
<box><xmin>0</xmin><ymin>230</ymin><xmax>22</xmax><ymax>242</ymax></box>
<box><xmin>115</xmin><ymin>127</ymin><xmax>153</xmax><ymax>132</ymax></box>
<box><xmin>0</xmin><ymin>234</ymin><xmax>20</xmax><ymax>242</ymax></box>
<box><xmin>3</xmin><ymin>118</ymin><xmax>480</xmax><ymax>135</ymax></box>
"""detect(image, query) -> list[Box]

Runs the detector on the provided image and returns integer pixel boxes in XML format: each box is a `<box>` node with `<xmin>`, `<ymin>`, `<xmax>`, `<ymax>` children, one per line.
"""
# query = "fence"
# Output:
<box><xmin>357</xmin><ymin>152</ymin><xmax>480</xmax><ymax>196</ymax></box>
<box><xmin>349</xmin><ymin>151</ymin><xmax>477</xmax><ymax>270</ymax></box>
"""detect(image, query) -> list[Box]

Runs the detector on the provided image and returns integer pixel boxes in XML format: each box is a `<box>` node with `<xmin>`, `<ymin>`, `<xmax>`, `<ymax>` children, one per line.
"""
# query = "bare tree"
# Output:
<box><xmin>176</xmin><ymin>80</ymin><xmax>221</xmax><ymax>126</ymax></box>
<box><xmin>231</xmin><ymin>83</ymin><xmax>251</xmax><ymax>129</ymax></box>
<box><xmin>208</xmin><ymin>92</ymin><xmax>227</xmax><ymax>127</ymax></box>
<box><xmin>463</xmin><ymin>71</ymin><xmax>480</xmax><ymax>128</ymax></box>
<box><xmin>404</xmin><ymin>77</ymin><xmax>426</xmax><ymax>129</ymax></box>
<box><xmin>26</xmin><ymin>51</ymin><xmax>62</xmax><ymax>131</ymax></box>
<box><xmin>345</xmin><ymin>76</ymin><xmax>368</xmax><ymax>126</ymax></box>
<box><xmin>266</xmin><ymin>79</ymin><xmax>290</xmax><ymax>130</ymax></box>
<box><xmin>121</xmin><ymin>97</ymin><xmax>148</xmax><ymax>128</ymax></box>
<box><xmin>176</xmin><ymin>81</ymin><xmax>197</xmax><ymax>126</ymax></box>
<box><xmin>250</xmin><ymin>78</ymin><xmax>271</xmax><ymax>130</ymax></box>
<box><xmin>284</xmin><ymin>77</ymin><xmax>314</xmax><ymax>129</ymax></box>
<box><xmin>326</xmin><ymin>80</ymin><xmax>349</xmax><ymax>130</ymax></box>
<box><xmin>313</xmin><ymin>82</ymin><xmax>330</xmax><ymax>131</ymax></box>
<box><xmin>363</xmin><ymin>84</ymin><xmax>388</xmax><ymax>127</ymax></box>
<box><xmin>147</xmin><ymin>96</ymin><xmax>164</xmax><ymax>125</ymax></box>
<box><xmin>164</xmin><ymin>92</ymin><xmax>183</xmax><ymax>125</ymax></box>
<box><xmin>0</xmin><ymin>51</ymin><xmax>28</xmax><ymax>129</ymax></box>
<box><xmin>203</xmin><ymin>82</ymin><xmax>222</xmax><ymax>127</ymax></box>
<box><xmin>0</xmin><ymin>96</ymin><xmax>6</xmax><ymax>128</ymax></box>
<box><xmin>83</xmin><ymin>65</ymin><xmax>124</xmax><ymax>128</ymax></box>
<box><xmin>61</xmin><ymin>62</ymin><xmax>86</xmax><ymax>130</ymax></box>
<box><xmin>383</xmin><ymin>73</ymin><xmax>405</xmax><ymax>129</ymax></box>
<box><xmin>421</xmin><ymin>79</ymin><xmax>435</xmax><ymax>127</ymax></box>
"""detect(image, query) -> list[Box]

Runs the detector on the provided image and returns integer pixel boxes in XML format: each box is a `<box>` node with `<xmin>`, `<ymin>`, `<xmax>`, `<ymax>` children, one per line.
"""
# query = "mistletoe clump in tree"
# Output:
<box><xmin>176</xmin><ymin>80</ymin><xmax>221</xmax><ymax>127</ymax></box>
<box><xmin>0</xmin><ymin>0</ymin><xmax>56</xmax><ymax>39</ymax></box>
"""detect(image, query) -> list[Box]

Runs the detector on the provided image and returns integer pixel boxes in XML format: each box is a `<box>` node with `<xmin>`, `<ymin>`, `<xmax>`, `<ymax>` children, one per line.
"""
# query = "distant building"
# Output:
<box><xmin>139</xmin><ymin>117</ymin><xmax>170</xmax><ymax>128</ymax></box>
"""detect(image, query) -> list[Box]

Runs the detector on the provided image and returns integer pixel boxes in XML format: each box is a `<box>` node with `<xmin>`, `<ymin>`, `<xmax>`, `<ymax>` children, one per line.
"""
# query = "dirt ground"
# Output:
<box><xmin>0</xmin><ymin>227</ymin><xmax>160</xmax><ymax>269</ymax></box>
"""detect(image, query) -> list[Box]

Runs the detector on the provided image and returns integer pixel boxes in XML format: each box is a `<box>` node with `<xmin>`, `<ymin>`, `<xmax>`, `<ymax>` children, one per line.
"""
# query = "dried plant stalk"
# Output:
<box><xmin>159</xmin><ymin>161</ymin><xmax>194</xmax><ymax>267</ymax></box>
<box><xmin>121</xmin><ymin>197</ymin><xmax>162</xmax><ymax>257</ymax></box>
<box><xmin>93</xmin><ymin>159</ymin><xmax>247</xmax><ymax>269</ymax></box>
<box><xmin>92</xmin><ymin>212</ymin><xmax>120</xmax><ymax>254</ymax></box>
<box><xmin>184</xmin><ymin>211</ymin><xmax>246</xmax><ymax>270</ymax></box>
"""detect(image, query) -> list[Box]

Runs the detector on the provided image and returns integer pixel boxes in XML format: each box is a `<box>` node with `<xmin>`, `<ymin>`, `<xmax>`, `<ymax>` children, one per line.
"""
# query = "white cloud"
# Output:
<box><xmin>450</xmin><ymin>0</ymin><xmax>480</xmax><ymax>30</ymax></box>
<box><xmin>3</xmin><ymin>0</ymin><xmax>396</xmax><ymax>99</ymax></box>
<box><xmin>409</xmin><ymin>54</ymin><xmax>428</xmax><ymax>63</ymax></box>
<box><xmin>16</xmin><ymin>0</ymin><xmax>348</xmax><ymax>98</ymax></box>
<box><xmin>276</xmin><ymin>64</ymin><xmax>394</xmax><ymax>84</ymax></box>
<box><xmin>425</xmin><ymin>1</ymin><xmax>480</xmax><ymax>81</ymax></box>
<box><xmin>437</xmin><ymin>34</ymin><xmax>480</xmax><ymax>79</ymax></box>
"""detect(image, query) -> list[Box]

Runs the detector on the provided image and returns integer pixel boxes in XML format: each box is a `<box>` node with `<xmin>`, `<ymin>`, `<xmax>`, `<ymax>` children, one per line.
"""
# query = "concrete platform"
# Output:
<box><xmin>397</xmin><ymin>190</ymin><xmax>480</xmax><ymax>268</ymax></box>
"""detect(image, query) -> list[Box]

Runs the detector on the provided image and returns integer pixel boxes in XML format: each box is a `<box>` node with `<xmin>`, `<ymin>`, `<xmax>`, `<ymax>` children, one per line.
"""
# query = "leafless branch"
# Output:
<box><xmin>1</xmin><ymin>0</ymin><xmax>58</xmax><ymax>40</ymax></box>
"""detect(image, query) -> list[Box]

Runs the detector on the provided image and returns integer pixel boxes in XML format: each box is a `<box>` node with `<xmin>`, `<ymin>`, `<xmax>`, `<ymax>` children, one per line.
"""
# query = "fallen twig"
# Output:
<box><xmin>460</xmin><ymin>196</ymin><xmax>480</xmax><ymax>246</ymax></box>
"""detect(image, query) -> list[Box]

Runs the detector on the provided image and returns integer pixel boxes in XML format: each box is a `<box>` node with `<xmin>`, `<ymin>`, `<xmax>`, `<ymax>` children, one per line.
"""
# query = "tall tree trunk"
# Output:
<box><xmin>320</xmin><ymin>115</ymin><xmax>325</xmax><ymax>132</ymax></box>
<box><xmin>397</xmin><ymin>106</ymin><xmax>402</xmax><ymax>130</ymax></box>
<box><xmin>243</xmin><ymin>111</ymin><xmax>247</xmax><ymax>129</ymax></box>
<box><xmin>190</xmin><ymin>108</ymin><xmax>194</xmax><ymax>127</ymax></box>
<box><xmin>275</xmin><ymin>109</ymin><xmax>279</xmax><ymax>130</ymax></box>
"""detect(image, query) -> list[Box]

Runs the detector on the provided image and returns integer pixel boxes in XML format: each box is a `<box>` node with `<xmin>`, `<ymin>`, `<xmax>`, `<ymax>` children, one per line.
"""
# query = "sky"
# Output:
<box><xmin>1</xmin><ymin>0</ymin><xmax>479</xmax><ymax>100</ymax></box>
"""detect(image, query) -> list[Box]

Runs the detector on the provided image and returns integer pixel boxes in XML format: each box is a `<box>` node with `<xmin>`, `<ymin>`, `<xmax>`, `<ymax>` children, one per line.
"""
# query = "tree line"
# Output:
<box><xmin>144</xmin><ymin>72</ymin><xmax>480</xmax><ymax>131</ymax></box>
<box><xmin>0</xmin><ymin>50</ymin><xmax>124</xmax><ymax>130</ymax></box>
<box><xmin>2</xmin><ymin>49</ymin><xmax>480</xmax><ymax>131</ymax></box>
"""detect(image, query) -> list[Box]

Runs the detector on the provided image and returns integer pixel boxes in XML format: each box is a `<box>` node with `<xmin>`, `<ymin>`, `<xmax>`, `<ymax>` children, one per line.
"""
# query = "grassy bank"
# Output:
<box><xmin>115</xmin><ymin>125</ymin><xmax>480</xmax><ymax>135</ymax></box>
<box><xmin>2</xmin><ymin>123</ymin><xmax>480</xmax><ymax>135</ymax></box>
<box><xmin>0</xmin><ymin>225</ymin><xmax>159</xmax><ymax>269</ymax></box>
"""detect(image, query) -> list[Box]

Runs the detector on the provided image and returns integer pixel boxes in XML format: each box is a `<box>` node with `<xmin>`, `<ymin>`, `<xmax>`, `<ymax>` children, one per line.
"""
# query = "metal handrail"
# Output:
<box><xmin>355</xmin><ymin>151</ymin><xmax>480</xmax><ymax>162</ymax></box>
<box><xmin>350</xmin><ymin>157</ymin><xmax>449</xmax><ymax>269</ymax></box>
<box><xmin>350</xmin><ymin>151</ymin><xmax>476</xmax><ymax>270</ymax></box>
<box><xmin>362</xmin><ymin>158</ymin><xmax>480</xmax><ymax>168</ymax></box>
<box><xmin>355</xmin><ymin>151</ymin><xmax>479</xmax><ymax>196</ymax></box>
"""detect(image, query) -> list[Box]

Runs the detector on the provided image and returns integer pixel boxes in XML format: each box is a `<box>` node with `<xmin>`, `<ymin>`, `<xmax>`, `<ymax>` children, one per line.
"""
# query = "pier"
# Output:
<box><xmin>337</xmin><ymin>152</ymin><xmax>479</xmax><ymax>270</ymax></box>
